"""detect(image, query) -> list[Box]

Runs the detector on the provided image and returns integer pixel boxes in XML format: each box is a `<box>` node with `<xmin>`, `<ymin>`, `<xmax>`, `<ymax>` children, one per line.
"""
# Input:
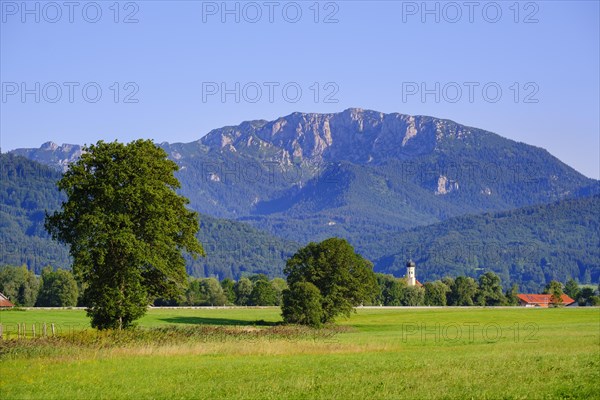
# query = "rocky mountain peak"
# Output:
<box><xmin>197</xmin><ymin>109</ymin><xmax>449</xmax><ymax>165</ymax></box>
<box><xmin>11</xmin><ymin>142</ymin><xmax>83</xmax><ymax>172</ymax></box>
<box><xmin>41</xmin><ymin>141</ymin><xmax>59</xmax><ymax>151</ymax></box>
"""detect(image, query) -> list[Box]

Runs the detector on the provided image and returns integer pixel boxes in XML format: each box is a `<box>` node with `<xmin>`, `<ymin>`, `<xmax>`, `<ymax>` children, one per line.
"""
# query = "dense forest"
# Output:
<box><xmin>0</xmin><ymin>153</ymin><xmax>71</xmax><ymax>270</ymax></box>
<box><xmin>375</xmin><ymin>195</ymin><xmax>600</xmax><ymax>292</ymax></box>
<box><xmin>0</xmin><ymin>154</ymin><xmax>297</xmax><ymax>278</ymax></box>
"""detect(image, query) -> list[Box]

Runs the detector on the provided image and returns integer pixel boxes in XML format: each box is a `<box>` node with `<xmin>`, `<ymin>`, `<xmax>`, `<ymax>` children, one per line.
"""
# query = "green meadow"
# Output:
<box><xmin>1</xmin><ymin>307</ymin><xmax>599</xmax><ymax>399</ymax></box>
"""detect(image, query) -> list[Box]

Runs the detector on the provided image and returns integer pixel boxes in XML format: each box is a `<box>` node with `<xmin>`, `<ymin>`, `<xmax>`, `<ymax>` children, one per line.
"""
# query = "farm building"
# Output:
<box><xmin>517</xmin><ymin>294</ymin><xmax>575</xmax><ymax>307</ymax></box>
<box><xmin>0</xmin><ymin>292</ymin><xmax>15</xmax><ymax>308</ymax></box>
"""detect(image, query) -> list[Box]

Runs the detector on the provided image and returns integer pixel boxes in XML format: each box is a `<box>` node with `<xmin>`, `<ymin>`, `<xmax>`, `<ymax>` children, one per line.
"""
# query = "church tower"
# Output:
<box><xmin>406</xmin><ymin>260</ymin><xmax>416</xmax><ymax>286</ymax></box>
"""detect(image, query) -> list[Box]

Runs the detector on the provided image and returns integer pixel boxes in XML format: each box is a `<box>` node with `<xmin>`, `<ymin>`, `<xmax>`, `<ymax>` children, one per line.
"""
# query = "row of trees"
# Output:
<box><xmin>562</xmin><ymin>278</ymin><xmax>600</xmax><ymax>306</ymax></box>
<box><xmin>157</xmin><ymin>274</ymin><xmax>288</xmax><ymax>307</ymax></box>
<box><xmin>0</xmin><ymin>265</ymin><xmax>290</xmax><ymax>308</ymax></box>
<box><xmin>0</xmin><ymin>265</ymin><xmax>78</xmax><ymax>307</ymax></box>
<box><xmin>374</xmin><ymin>272</ymin><xmax>515</xmax><ymax>307</ymax></box>
<box><xmin>374</xmin><ymin>274</ymin><xmax>600</xmax><ymax>307</ymax></box>
<box><xmin>3</xmin><ymin>262</ymin><xmax>598</xmax><ymax>310</ymax></box>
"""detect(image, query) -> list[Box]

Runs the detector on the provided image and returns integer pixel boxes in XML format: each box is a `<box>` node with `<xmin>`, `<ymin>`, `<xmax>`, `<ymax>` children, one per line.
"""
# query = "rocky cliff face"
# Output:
<box><xmin>8</xmin><ymin>109</ymin><xmax>596</xmax><ymax>260</ymax></box>
<box><xmin>3</xmin><ymin>108</ymin><xmax>530</xmax><ymax>177</ymax></box>
<box><xmin>198</xmin><ymin>108</ymin><xmax>465</xmax><ymax>165</ymax></box>
<box><xmin>11</xmin><ymin>141</ymin><xmax>83</xmax><ymax>172</ymax></box>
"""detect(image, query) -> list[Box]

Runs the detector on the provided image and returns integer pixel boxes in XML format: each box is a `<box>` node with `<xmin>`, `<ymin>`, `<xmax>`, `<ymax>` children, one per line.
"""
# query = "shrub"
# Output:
<box><xmin>282</xmin><ymin>282</ymin><xmax>324</xmax><ymax>327</ymax></box>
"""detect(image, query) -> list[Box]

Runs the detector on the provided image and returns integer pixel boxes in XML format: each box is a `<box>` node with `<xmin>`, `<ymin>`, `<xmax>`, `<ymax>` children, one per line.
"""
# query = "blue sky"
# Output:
<box><xmin>1</xmin><ymin>0</ymin><xmax>599</xmax><ymax>178</ymax></box>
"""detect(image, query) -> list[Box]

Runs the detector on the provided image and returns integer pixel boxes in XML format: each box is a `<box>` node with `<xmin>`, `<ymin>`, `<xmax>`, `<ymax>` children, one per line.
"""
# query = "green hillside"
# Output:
<box><xmin>0</xmin><ymin>153</ymin><xmax>70</xmax><ymax>270</ymax></box>
<box><xmin>375</xmin><ymin>195</ymin><xmax>600</xmax><ymax>292</ymax></box>
<box><xmin>0</xmin><ymin>154</ymin><xmax>297</xmax><ymax>278</ymax></box>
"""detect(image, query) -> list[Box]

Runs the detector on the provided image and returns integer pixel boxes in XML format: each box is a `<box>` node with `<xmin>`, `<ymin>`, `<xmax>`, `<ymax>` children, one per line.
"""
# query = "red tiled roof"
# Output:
<box><xmin>0</xmin><ymin>292</ymin><xmax>14</xmax><ymax>307</ymax></box>
<box><xmin>401</xmin><ymin>277</ymin><xmax>424</xmax><ymax>287</ymax></box>
<box><xmin>517</xmin><ymin>293</ymin><xmax>575</xmax><ymax>305</ymax></box>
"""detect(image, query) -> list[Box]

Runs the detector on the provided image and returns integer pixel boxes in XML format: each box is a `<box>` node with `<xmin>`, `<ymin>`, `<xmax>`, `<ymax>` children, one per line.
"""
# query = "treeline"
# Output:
<box><xmin>0</xmin><ymin>265</ymin><xmax>78</xmax><ymax>307</ymax></box>
<box><xmin>371</xmin><ymin>272</ymin><xmax>600</xmax><ymax>307</ymax></box>
<box><xmin>0</xmin><ymin>265</ymin><xmax>290</xmax><ymax>307</ymax></box>
<box><xmin>372</xmin><ymin>272</ymin><xmax>517</xmax><ymax>307</ymax></box>
<box><xmin>155</xmin><ymin>274</ymin><xmax>288</xmax><ymax>307</ymax></box>
<box><xmin>3</xmin><ymin>265</ymin><xmax>597</xmax><ymax>308</ymax></box>
<box><xmin>562</xmin><ymin>278</ymin><xmax>600</xmax><ymax>307</ymax></box>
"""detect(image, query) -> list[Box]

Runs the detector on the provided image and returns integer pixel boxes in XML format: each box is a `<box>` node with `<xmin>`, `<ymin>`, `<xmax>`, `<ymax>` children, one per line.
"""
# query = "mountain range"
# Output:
<box><xmin>4</xmin><ymin>109</ymin><xmax>599</xmax><ymax>290</ymax></box>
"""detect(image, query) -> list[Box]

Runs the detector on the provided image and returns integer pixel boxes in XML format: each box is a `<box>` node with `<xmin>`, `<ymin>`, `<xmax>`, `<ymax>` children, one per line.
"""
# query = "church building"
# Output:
<box><xmin>405</xmin><ymin>260</ymin><xmax>423</xmax><ymax>287</ymax></box>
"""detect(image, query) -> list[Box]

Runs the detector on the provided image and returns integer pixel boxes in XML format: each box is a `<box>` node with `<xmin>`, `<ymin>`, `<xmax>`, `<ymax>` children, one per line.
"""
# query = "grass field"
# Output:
<box><xmin>1</xmin><ymin>307</ymin><xmax>599</xmax><ymax>399</ymax></box>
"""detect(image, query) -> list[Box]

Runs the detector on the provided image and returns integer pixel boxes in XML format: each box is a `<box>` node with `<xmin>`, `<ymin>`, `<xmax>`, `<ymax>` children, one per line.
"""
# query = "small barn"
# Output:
<box><xmin>0</xmin><ymin>292</ymin><xmax>15</xmax><ymax>308</ymax></box>
<box><xmin>517</xmin><ymin>294</ymin><xmax>575</xmax><ymax>308</ymax></box>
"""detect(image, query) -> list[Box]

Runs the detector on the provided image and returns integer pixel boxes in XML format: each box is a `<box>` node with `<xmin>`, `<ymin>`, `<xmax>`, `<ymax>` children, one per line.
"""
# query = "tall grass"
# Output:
<box><xmin>0</xmin><ymin>308</ymin><xmax>598</xmax><ymax>399</ymax></box>
<box><xmin>0</xmin><ymin>323</ymin><xmax>349</xmax><ymax>360</ymax></box>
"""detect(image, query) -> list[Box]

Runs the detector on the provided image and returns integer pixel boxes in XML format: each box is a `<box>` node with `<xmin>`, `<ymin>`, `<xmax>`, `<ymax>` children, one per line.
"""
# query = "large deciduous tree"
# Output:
<box><xmin>185</xmin><ymin>278</ymin><xmax>227</xmax><ymax>306</ymax></box>
<box><xmin>376</xmin><ymin>274</ymin><xmax>406</xmax><ymax>306</ymax></box>
<box><xmin>36</xmin><ymin>267</ymin><xmax>79</xmax><ymax>307</ymax></box>
<box><xmin>282</xmin><ymin>282</ymin><xmax>324</xmax><ymax>327</ymax></box>
<box><xmin>448</xmin><ymin>276</ymin><xmax>478</xmax><ymax>306</ymax></box>
<box><xmin>423</xmin><ymin>280</ymin><xmax>450</xmax><ymax>306</ymax></box>
<box><xmin>270</xmin><ymin>278</ymin><xmax>288</xmax><ymax>306</ymax></box>
<box><xmin>578</xmin><ymin>287</ymin><xmax>596</xmax><ymax>306</ymax></box>
<box><xmin>0</xmin><ymin>265</ymin><xmax>39</xmax><ymax>306</ymax></box>
<box><xmin>249</xmin><ymin>278</ymin><xmax>279</xmax><ymax>306</ymax></box>
<box><xmin>45</xmin><ymin>140</ymin><xmax>204</xmax><ymax>329</ymax></box>
<box><xmin>234</xmin><ymin>277</ymin><xmax>253</xmax><ymax>306</ymax></box>
<box><xmin>475</xmin><ymin>272</ymin><xmax>506</xmax><ymax>306</ymax></box>
<box><xmin>563</xmin><ymin>278</ymin><xmax>580</xmax><ymax>301</ymax></box>
<box><xmin>505</xmin><ymin>283</ymin><xmax>520</xmax><ymax>306</ymax></box>
<box><xmin>401</xmin><ymin>285</ymin><xmax>425</xmax><ymax>306</ymax></box>
<box><xmin>282</xmin><ymin>238</ymin><xmax>378</xmax><ymax>325</ymax></box>
<box><xmin>220</xmin><ymin>278</ymin><xmax>236</xmax><ymax>305</ymax></box>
